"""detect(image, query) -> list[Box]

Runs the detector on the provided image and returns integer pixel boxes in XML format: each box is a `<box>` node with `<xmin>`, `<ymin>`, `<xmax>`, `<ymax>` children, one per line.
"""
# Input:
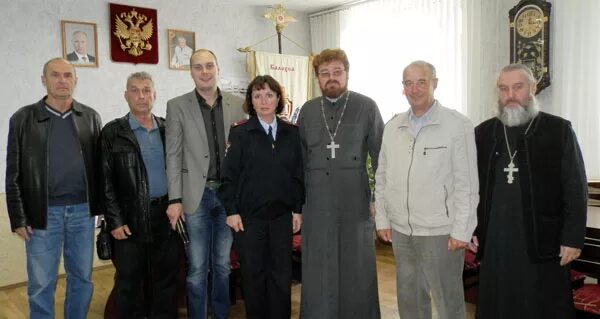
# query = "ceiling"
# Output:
<box><xmin>231</xmin><ymin>0</ymin><xmax>352</xmax><ymax>14</ymax></box>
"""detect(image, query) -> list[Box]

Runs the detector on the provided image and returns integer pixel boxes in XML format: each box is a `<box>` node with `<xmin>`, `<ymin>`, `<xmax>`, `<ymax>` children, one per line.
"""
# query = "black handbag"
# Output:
<box><xmin>96</xmin><ymin>218</ymin><xmax>112</xmax><ymax>260</ymax></box>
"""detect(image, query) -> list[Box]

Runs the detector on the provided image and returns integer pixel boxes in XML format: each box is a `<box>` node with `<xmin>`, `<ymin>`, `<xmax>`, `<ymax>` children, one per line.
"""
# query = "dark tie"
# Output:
<box><xmin>268</xmin><ymin>126</ymin><xmax>275</xmax><ymax>145</ymax></box>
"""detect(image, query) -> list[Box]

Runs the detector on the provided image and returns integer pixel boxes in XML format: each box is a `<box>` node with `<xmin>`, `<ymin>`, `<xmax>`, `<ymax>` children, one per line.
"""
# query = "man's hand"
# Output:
<box><xmin>14</xmin><ymin>226</ymin><xmax>33</xmax><ymax>241</ymax></box>
<box><xmin>559</xmin><ymin>245</ymin><xmax>581</xmax><ymax>266</ymax></box>
<box><xmin>448</xmin><ymin>237</ymin><xmax>468</xmax><ymax>251</ymax></box>
<box><xmin>226</xmin><ymin>214</ymin><xmax>244</xmax><ymax>232</ymax></box>
<box><xmin>467</xmin><ymin>236</ymin><xmax>479</xmax><ymax>253</ymax></box>
<box><xmin>166</xmin><ymin>203</ymin><xmax>183</xmax><ymax>230</ymax></box>
<box><xmin>377</xmin><ymin>229</ymin><xmax>392</xmax><ymax>243</ymax></box>
<box><xmin>111</xmin><ymin>225</ymin><xmax>132</xmax><ymax>240</ymax></box>
<box><xmin>292</xmin><ymin>213</ymin><xmax>302</xmax><ymax>233</ymax></box>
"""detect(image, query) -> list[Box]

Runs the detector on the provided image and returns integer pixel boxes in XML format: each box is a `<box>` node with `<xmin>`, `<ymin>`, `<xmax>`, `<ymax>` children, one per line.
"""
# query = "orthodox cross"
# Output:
<box><xmin>264</xmin><ymin>4</ymin><xmax>297</xmax><ymax>54</ymax></box>
<box><xmin>504</xmin><ymin>162</ymin><xmax>519</xmax><ymax>184</ymax></box>
<box><xmin>327</xmin><ymin>141</ymin><xmax>340</xmax><ymax>159</ymax></box>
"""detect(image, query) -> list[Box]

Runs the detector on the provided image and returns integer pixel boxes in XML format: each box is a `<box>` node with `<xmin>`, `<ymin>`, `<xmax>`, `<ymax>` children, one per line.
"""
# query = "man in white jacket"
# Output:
<box><xmin>375</xmin><ymin>60</ymin><xmax>478</xmax><ymax>319</ymax></box>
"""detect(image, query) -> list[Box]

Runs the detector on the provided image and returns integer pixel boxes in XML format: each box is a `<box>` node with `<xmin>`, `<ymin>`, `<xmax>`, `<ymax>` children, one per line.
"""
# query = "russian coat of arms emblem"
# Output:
<box><xmin>113</xmin><ymin>9</ymin><xmax>153</xmax><ymax>57</ymax></box>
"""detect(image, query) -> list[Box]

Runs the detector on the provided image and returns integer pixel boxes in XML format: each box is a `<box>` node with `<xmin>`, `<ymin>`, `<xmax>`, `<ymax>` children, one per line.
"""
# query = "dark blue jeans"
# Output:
<box><xmin>26</xmin><ymin>203</ymin><xmax>95</xmax><ymax>319</ymax></box>
<box><xmin>184</xmin><ymin>188</ymin><xmax>232</xmax><ymax>319</ymax></box>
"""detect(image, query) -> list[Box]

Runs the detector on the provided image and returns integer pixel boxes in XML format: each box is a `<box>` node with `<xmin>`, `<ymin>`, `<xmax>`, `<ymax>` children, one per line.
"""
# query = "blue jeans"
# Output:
<box><xmin>26</xmin><ymin>202</ymin><xmax>95</xmax><ymax>319</ymax></box>
<box><xmin>185</xmin><ymin>188</ymin><xmax>233</xmax><ymax>319</ymax></box>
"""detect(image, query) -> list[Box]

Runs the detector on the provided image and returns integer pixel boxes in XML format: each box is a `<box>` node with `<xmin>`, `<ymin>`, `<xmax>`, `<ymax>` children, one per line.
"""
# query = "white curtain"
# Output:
<box><xmin>310</xmin><ymin>10</ymin><xmax>343</xmax><ymax>53</ymax></box>
<box><xmin>547</xmin><ymin>0</ymin><xmax>600</xmax><ymax>180</ymax></box>
<box><xmin>310</xmin><ymin>10</ymin><xmax>345</xmax><ymax>98</ymax></box>
<box><xmin>310</xmin><ymin>0</ymin><xmax>465</xmax><ymax>122</ymax></box>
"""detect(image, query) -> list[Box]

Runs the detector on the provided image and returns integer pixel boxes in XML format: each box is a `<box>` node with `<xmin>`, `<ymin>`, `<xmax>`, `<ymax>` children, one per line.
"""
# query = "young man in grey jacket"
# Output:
<box><xmin>375</xmin><ymin>60</ymin><xmax>478</xmax><ymax>319</ymax></box>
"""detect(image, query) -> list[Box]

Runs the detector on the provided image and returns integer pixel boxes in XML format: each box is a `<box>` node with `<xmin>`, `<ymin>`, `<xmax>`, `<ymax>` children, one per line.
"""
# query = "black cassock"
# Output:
<box><xmin>476</xmin><ymin>125</ymin><xmax>575</xmax><ymax>319</ymax></box>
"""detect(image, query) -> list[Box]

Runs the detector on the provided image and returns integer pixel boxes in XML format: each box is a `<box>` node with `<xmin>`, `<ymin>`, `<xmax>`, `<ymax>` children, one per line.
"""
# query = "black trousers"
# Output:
<box><xmin>235</xmin><ymin>212</ymin><xmax>293</xmax><ymax>319</ymax></box>
<box><xmin>113</xmin><ymin>202</ymin><xmax>179</xmax><ymax>319</ymax></box>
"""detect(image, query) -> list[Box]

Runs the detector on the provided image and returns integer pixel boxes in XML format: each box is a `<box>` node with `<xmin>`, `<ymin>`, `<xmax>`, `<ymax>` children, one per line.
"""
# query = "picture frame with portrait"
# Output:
<box><xmin>61</xmin><ymin>20</ymin><xmax>99</xmax><ymax>68</ymax></box>
<box><xmin>168</xmin><ymin>29</ymin><xmax>195</xmax><ymax>70</ymax></box>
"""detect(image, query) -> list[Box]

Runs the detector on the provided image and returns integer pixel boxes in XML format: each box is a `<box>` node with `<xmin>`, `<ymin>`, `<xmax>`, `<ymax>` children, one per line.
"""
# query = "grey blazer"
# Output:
<box><xmin>166</xmin><ymin>90</ymin><xmax>246</xmax><ymax>214</ymax></box>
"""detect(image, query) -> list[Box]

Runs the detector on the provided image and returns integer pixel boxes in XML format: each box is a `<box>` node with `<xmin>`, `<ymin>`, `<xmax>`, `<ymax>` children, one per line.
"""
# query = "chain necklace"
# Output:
<box><xmin>502</xmin><ymin>118</ymin><xmax>535</xmax><ymax>184</ymax></box>
<box><xmin>320</xmin><ymin>91</ymin><xmax>350</xmax><ymax>159</ymax></box>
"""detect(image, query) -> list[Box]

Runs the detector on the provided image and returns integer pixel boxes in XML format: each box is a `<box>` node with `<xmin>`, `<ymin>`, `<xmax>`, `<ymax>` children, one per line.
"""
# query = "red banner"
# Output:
<box><xmin>109</xmin><ymin>3</ymin><xmax>158</xmax><ymax>64</ymax></box>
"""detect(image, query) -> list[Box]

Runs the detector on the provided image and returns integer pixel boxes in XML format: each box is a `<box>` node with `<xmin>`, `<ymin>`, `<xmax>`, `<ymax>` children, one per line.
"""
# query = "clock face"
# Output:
<box><xmin>516</xmin><ymin>8</ymin><xmax>544</xmax><ymax>38</ymax></box>
<box><xmin>510</xmin><ymin>1</ymin><xmax>551</xmax><ymax>94</ymax></box>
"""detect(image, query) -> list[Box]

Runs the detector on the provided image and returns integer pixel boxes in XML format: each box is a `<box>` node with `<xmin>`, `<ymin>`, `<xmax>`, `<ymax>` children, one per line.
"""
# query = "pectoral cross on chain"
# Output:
<box><xmin>503</xmin><ymin>162</ymin><xmax>518</xmax><ymax>184</ymax></box>
<box><xmin>326</xmin><ymin>140</ymin><xmax>340</xmax><ymax>159</ymax></box>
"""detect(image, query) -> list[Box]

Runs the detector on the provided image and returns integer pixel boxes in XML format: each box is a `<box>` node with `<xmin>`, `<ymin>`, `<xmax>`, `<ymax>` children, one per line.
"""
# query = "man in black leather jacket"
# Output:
<box><xmin>5</xmin><ymin>57</ymin><xmax>102</xmax><ymax>319</ymax></box>
<box><xmin>100</xmin><ymin>72</ymin><xmax>178</xmax><ymax>318</ymax></box>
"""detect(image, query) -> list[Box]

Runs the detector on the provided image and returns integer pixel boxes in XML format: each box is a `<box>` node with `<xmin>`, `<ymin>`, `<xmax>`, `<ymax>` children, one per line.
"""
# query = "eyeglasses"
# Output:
<box><xmin>318</xmin><ymin>69</ymin><xmax>345</xmax><ymax>78</ymax></box>
<box><xmin>402</xmin><ymin>79</ymin><xmax>428</xmax><ymax>89</ymax></box>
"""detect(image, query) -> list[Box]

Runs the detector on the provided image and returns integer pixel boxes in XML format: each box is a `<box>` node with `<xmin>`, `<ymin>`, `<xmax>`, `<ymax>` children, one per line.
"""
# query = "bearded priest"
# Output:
<box><xmin>474</xmin><ymin>63</ymin><xmax>587</xmax><ymax>319</ymax></box>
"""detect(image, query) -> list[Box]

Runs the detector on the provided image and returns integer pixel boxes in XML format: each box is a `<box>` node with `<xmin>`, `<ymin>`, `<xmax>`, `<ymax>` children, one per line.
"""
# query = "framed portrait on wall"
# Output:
<box><xmin>168</xmin><ymin>29</ymin><xmax>195</xmax><ymax>70</ymax></box>
<box><xmin>61</xmin><ymin>20</ymin><xmax>99</xmax><ymax>68</ymax></box>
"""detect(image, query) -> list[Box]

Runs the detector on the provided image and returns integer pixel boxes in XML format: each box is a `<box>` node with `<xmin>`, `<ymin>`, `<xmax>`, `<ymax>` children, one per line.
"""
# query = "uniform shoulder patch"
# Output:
<box><xmin>231</xmin><ymin>119</ymin><xmax>249</xmax><ymax>128</ymax></box>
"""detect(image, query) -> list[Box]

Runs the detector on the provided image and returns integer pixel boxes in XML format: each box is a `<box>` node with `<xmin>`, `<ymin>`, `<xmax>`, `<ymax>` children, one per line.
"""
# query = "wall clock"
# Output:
<box><xmin>509</xmin><ymin>0</ymin><xmax>551</xmax><ymax>93</ymax></box>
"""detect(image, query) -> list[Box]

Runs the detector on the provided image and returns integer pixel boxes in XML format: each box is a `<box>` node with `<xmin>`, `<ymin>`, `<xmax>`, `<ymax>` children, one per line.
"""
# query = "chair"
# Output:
<box><xmin>292</xmin><ymin>233</ymin><xmax>302</xmax><ymax>281</ymax></box>
<box><xmin>460</xmin><ymin>247</ymin><xmax>585</xmax><ymax>306</ymax></box>
<box><xmin>571</xmin><ymin>227</ymin><xmax>600</xmax><ymax>318</ymax></box>
<box><xmin>462</xmin><ymin>249</ymin><xmax>480</xmax><ymax>304</ymax></box>
<box><xmin>229</xmin><ymin>249</ymin><xmax>241</xmax><ymax>303</ymax></box>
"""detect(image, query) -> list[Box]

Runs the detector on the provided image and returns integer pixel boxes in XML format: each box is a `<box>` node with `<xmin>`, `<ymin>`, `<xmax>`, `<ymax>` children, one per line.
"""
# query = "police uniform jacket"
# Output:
<box><xmin>219</xmin><ymin>116</ymin><xmax>304</xmax><ymax>219</ymax></box>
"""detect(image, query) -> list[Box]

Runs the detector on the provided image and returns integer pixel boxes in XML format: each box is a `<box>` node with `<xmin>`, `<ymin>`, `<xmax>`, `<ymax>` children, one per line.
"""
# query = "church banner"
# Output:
<box><xmin>252</xmin><ymin>51</ymin><xmax>312</xmax><ymax>119</ymax></box>
<box><xmin>109</xmin><ymin>3</ymin><xmax>158</xmax><ymax>64</ymax></box>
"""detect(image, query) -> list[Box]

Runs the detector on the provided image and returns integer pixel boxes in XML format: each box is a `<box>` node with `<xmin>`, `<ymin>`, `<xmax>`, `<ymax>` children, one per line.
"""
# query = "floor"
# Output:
<box><xmin>0</xmin><ymin>241</ymin><xmax>476</xmax><ymax>319</ymax></box>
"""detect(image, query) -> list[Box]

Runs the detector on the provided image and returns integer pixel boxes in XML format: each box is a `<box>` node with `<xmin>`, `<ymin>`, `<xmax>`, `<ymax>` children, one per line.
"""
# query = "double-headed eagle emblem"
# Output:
<box><xmin>113</xmin><ymin>9</ymin><xmax>153</xmax><ymax>57</ymax></box>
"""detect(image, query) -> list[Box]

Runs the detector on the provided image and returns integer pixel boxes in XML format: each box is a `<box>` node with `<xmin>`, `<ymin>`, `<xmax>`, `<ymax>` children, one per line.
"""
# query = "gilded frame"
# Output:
<box><xmin>168</xmin><ymin>29</ymin><xmax>195</xmax><ymax>70</ymax></box>
<box><xmin>61</xmin><ymin>20</ymin><xmax>99</xmax><ymax>68</ymax></box>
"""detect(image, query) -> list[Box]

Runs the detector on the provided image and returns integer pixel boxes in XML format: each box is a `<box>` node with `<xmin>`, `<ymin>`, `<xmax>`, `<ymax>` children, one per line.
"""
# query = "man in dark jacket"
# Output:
<box><xmin>100</xmin><ymin>72</ymin><xmax>178</xmax><ymax>318</ymax></box>
<box><xmin>474</xmin><ymin>63</ymin><xmax>587</xmax><ymax>319</ymax></box>
<box><xmin>5</xmin><ymin>57</ymin><xmax>102</xmax><ymax>319</ymax></box>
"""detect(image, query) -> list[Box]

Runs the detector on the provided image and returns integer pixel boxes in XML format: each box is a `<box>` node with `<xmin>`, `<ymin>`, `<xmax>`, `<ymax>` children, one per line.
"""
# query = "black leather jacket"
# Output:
<box><xmin>5</xmin><ymin>97</ymin><xmax>102</xmax><ymax>231</ymax></box>
<box><xmin>100</xmin><ymin>114</ymin><xmax>166</xmax><ymax>241</ymax></box>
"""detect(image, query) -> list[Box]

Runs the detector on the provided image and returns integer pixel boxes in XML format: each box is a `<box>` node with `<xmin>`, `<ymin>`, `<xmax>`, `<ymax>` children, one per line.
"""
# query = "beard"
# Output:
<box><xmin>320</xmin><ymin>79</ymin><xmax>348</xmax><ymax>99</ymax></box>
<box><xmin>497</xmin><ymin>94</ymin><xmax>540</xmax><ymax>127</ymax></box>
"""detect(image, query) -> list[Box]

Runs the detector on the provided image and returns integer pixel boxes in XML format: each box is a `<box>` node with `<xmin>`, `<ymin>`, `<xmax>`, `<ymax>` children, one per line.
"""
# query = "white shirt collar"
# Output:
<box><xmin>258</xmin><ymin>117</ymin><xmax>277</xmax><ymax>140</ymax></box>
<box><xmin>75</xmin><ymin>52</ymin><xmax>88</xmax><ymax>61</ymax></box>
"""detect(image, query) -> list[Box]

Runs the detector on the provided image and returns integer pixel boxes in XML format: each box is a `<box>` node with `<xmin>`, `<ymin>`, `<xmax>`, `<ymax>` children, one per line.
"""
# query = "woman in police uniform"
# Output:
<box><xmin>219</xmin><ymin>75</ymin><xmax>304</xmax><ymax>319</ymax></box>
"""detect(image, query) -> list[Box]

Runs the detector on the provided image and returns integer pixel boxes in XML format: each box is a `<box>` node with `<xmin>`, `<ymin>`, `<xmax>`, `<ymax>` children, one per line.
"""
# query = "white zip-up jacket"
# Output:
<box><xmin>375</xmin><ymin>101</ymin><xmax>479</xmax><ymax>242</ymax></box>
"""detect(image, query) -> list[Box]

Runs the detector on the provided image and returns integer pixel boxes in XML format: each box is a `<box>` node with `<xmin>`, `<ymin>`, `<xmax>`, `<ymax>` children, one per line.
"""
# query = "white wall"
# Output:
<box><xmin>466</xmin><ymin>0</ymin><xmax>554</xmax><ymax>125</ymax></box>
<box><xmin>0</xmin><ymin>0</ymin><xmax>310</xmax><ymax>193</ymax></box>
<box><xmin>0</xmin><ymin>0</ymin><xmax>310</xmax><ymax>287</ymax></box>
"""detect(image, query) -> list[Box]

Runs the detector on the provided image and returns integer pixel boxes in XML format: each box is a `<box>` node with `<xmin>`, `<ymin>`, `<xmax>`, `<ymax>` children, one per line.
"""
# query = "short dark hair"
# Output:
<box><xmin>312</xmin><ymin>48</ymin><xmax>350</xmax><ymax>75</ymax></box>
<box><xmin>243</xmin><ymin>75</ymin><xmax>285</xmax><ymax>116</ymax></box>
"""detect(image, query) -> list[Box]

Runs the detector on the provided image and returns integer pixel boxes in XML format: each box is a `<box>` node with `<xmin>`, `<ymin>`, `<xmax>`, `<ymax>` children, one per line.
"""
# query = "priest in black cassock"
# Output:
<box><xmin>297</xmin><ymin>48</ymin><xmax>384</xmax><ymax>319</ymax></box>
<box><xmin>474</xmin><ymin>63</ymin><xmax>587</xmax><ymax>319</ymax></box>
